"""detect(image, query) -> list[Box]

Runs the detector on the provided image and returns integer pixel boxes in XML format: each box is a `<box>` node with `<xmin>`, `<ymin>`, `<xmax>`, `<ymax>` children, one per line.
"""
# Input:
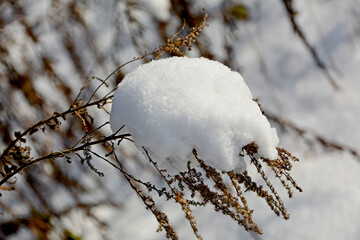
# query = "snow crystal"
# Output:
<box><xmin>110</xmin><ymin>57</ymin><xmax>279</xmax><ymax>174</ymax></box>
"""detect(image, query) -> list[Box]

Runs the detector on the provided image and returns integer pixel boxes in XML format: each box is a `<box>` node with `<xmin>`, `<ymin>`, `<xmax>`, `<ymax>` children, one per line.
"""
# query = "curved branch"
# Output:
<box><xmin>0</xmin><ymin>96</ymin><xmax>113</xmax><ymax>164</ymax></box>
<box><xmin>0</xmin><ymin>133</ymin><xmax>130</xmax><ymax>186</ymax></box>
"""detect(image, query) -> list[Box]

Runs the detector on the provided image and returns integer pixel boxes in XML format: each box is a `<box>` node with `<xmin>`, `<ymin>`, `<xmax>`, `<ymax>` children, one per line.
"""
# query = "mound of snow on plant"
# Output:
<box><xmin>110</xmin><ymin>57</ymin><xmax>279</xmax><ymax>174</ymax></box>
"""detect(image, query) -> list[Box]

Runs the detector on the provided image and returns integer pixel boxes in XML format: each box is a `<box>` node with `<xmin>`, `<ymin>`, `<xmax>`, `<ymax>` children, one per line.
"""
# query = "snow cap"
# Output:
<box><xmin>110</xmin><ymin>57</ymin><xmax>279</xmax><ymax>174</ymax></box>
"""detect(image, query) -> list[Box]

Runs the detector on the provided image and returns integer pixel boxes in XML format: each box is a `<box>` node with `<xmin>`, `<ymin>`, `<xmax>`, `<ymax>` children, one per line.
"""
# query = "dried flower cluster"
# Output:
<box><xmin>152</xmin><ymin>10</ymin><xmax>208</xmax><ymax>59</ymax></box>
<box><xmin>127</xmin><ymin>140</ymin><xmax>302</xmax><ymax>239</ymax></box>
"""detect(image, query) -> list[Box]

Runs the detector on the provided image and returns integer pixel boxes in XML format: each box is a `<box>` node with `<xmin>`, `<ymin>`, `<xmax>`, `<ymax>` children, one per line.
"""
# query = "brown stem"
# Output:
<box><xmin>281</xmin><ymin>0</ymin><xmax>339</xmax><ymax>90</ymax></box>
<box><xmin>0</xmin><ymin>133</ymin><xmax>130</xmax><ymax>186</ymax></box>
<box><xmin>0</xmin><ymin>96</ymin><xmax>113</xmax><ymax>164</ymax></box>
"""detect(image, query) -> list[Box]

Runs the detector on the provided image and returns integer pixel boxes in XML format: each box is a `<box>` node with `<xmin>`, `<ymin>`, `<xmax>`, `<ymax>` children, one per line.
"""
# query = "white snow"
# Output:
<box><xmin>140</xmin><ymin>0</ymin><xmax>171</xmax><ymax>22</ymax></box>
<box><xmin>110</xmin><ymin>57</ymin><xmax>279</xmax><ymax>174</ymax></box>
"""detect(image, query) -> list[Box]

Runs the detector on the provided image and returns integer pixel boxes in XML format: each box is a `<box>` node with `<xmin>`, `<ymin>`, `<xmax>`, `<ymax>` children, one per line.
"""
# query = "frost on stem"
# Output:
<box><xmin>110</xmin><ymin>57</ymin><xmax>302</xmax><ymax>235</ymax></box>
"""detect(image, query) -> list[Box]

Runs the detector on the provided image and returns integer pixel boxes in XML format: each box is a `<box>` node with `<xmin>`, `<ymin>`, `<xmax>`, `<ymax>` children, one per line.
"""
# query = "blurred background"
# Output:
<box><xmin>0</xmin><ymin>0</ymin><xmax>359</xmax><ymax>239</ymax></box>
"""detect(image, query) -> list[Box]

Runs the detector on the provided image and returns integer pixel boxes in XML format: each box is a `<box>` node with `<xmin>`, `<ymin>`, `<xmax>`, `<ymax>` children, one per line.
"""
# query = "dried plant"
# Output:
<box><xmin>152</xmin><ymin>10</ymin><xmax>208</xmax><ymax>59</ymax></box>
<box><xmin>267</xmin><ymin>113</ymin><xmax>360</xmax><ymax>163</ymax></box>
<box><xmin>2</xmin><ymin>1</ymin><xmax>354</xmax><ymax>239</ymax></box>
<box><xmin>0</xmin><ymin>9</ymin><xmax>303</xmax><ymax>239</ymax></box>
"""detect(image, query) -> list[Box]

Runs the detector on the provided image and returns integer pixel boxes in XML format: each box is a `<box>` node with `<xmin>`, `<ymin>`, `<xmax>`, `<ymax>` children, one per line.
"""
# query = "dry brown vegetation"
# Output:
<box><xmin>0</xmin><ymin>1</ymin><xmax>357</xmax><ymax>239</ymax></box>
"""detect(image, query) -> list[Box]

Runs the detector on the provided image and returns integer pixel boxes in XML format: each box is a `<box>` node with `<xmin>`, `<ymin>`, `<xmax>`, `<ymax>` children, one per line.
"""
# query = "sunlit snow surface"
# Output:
<box><xmin>110</xmin><ymin>57</ymin><xmax>279</xmax><ymax>174</ymax></box>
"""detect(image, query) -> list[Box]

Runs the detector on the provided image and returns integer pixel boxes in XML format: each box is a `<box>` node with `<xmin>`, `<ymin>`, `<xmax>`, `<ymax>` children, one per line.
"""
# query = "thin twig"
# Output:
<box><xmin>86</xmin><ymin>55</ymin><xmax>151</xmax><ymax>104</ymax></box>
<box><xmin>281</xmin><ymin>0</ymin><xmax>339</xmax><ymax>90</ymax></box>
<box><xmin>0</xmin><ymin>133</ymin><xmax>130</xmax><ymax>186</ymax></box>
<box><xmin>0</xmin><ymin>96</ymin><xmax>113</xmax><ymax>164</ymax></box>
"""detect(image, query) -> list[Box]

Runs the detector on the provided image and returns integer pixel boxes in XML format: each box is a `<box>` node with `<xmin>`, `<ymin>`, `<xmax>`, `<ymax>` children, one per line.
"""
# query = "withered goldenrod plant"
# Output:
<box><xmin>0</xmin><ymin>10</ymin><xmax>303</xmax><ymax>239</ymax></box>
